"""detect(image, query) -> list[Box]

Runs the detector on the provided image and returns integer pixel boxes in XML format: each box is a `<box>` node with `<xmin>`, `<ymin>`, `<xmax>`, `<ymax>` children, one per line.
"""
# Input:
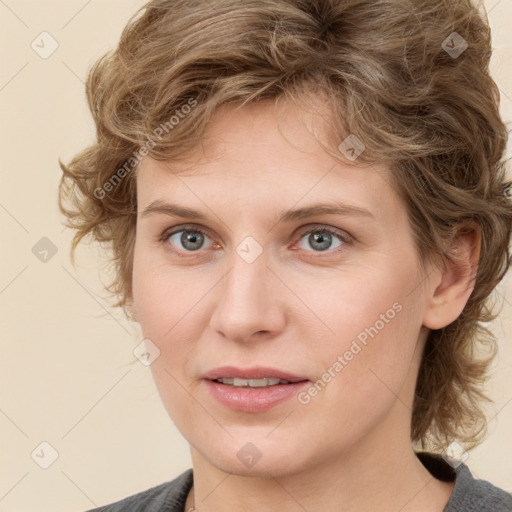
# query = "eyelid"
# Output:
<box><xmin>159</xmin><ymin>223</ymin><xmax>211</xmax><ymax>240</ymax></box>
<box><xmin>294</xmin><ymin>224</ymin><xmax>353</xmax><ymax>243</ymax></box>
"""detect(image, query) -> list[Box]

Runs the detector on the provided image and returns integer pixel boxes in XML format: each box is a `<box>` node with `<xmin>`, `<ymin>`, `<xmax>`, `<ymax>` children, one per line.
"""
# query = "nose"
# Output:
<box><xmin>208</xmin><ymin>246</ymin><xmax>287</xmax><ymax>344</ymax></box>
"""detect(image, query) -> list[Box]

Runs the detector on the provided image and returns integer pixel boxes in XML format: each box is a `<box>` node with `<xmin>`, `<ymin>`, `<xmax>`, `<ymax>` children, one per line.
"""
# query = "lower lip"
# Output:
<box><xmin>204</xmin><ymin>380</ymin><xmax>309</xmax><ymax>412</ymax></box>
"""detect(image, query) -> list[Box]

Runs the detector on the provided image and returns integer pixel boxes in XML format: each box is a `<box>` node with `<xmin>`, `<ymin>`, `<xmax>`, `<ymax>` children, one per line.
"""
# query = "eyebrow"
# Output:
<box><xmin>140</xmin><ymin>200</ymin><xmax>375</xmax><ymax>224</ymax></box>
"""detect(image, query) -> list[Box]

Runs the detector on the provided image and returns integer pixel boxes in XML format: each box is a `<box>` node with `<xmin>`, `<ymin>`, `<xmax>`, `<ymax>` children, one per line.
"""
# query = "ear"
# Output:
<box><xmin>422</xmin><ymin>224</ymin><xmax>481</xmax><ymax>330</ymax></box>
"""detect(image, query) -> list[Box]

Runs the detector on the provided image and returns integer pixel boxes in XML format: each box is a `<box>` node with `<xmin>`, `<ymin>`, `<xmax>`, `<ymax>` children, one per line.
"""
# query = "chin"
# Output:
<box><xmin>195</xmin><ymin>436</ymin><xmax>314</xmax><ymax>479</ymax></box>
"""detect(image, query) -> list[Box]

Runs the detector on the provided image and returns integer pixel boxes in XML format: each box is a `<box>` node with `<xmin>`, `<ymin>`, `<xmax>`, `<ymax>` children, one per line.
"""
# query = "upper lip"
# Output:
<box><xmin>203</xmin><ymin>366</ymin><xmax>309</xmax><ymax>383</ymax></box>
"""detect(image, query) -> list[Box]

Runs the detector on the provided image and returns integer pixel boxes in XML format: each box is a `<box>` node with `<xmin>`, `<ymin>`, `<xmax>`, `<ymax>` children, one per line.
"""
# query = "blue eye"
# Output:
<box><xmin>164</xmin><ymin>228</ymin><xmax>213</xmax><ymax>252</ymax></box>
<box><xmin>160</xmin><ymin>225</ymin><xmax>350</xmax><ymax>256</ymax></box>
<box><xmin>297</xmin><ymin>228</ymin><xmax>346</xmax><ymax>252</ymax></box>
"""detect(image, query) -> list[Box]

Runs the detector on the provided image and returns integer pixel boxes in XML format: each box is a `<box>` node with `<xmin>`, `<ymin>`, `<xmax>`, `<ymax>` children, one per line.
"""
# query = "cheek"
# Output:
<box><xmin>132</xmin><ymin>246</ymin><xmax>209</xmax><ymax>340</ymax></box>
<box><xmin>295</xmin><ymin>298</ymin><xmax>421</xmax><ymax>450</ymax></box>
<box><xmin>131</xmin><ymin>251</ymin><xmax>212</xmax><ymax>397</ymax></box>
<box><xmin>306</xmin><ymin>257</ymin><xmax>423</xmax><ymax>400</ymax></box>
<box><xmin>309</xmin><ymin>259</ymin><xmax>418</xmax><ymax>350</ymax></box>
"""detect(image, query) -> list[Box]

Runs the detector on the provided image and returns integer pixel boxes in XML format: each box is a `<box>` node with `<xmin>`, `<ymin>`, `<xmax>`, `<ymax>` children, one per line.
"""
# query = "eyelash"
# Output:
<box><xmin>158</xmin><ymin>224</ymin><xmax>352</xmax><ymax>258</ymax></box>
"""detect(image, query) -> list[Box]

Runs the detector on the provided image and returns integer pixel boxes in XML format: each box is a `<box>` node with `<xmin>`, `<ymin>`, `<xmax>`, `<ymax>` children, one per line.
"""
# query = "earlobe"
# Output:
<box><xmin>422</xmin><ymin>225</ymin><xmax>481</xmax><ymax>330</ymax></box>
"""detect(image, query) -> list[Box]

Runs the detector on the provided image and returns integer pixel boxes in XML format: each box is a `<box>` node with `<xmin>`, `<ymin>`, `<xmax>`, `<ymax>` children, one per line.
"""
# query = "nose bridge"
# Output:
<box><xmin>222</xmin><ymin>240</ymin><xmax>269</xmax><ymax>312</ymax></box>
<box><xmin>210</xmin><ymin>237</ymin><xmax>284</xmax><ymax>341</ymax></box>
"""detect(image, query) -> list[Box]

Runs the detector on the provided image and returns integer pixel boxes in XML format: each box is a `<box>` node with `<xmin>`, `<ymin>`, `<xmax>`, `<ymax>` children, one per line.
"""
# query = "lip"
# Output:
<box><xmin>202</xmin><ymin>366</ymin><xmax>308</xmax><ymax>383</ymax></box>
<box><xmin>202</xmin><ymin>366</ymin><xmax>310</xmax><ymax>413</ymax></box>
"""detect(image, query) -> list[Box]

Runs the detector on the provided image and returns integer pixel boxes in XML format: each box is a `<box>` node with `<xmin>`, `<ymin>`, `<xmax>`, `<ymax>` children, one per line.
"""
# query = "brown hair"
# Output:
<box><xmin>58</xmin><ymin>0</ymin><xmax>512</xmax><ymax>453</ymax></box>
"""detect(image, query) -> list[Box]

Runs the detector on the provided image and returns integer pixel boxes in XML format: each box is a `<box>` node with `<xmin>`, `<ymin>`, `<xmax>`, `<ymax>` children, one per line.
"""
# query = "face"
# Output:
<box><xmin>131</xmin><ymin>99</ymin><xmax>431</xmax><ymax>477</ymax></box>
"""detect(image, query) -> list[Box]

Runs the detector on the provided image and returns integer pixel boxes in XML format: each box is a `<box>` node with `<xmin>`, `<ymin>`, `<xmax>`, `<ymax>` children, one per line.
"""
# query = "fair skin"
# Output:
<box><xmin>130</xmin><ymin>98</ymin><xmax>479</xmax><ymax>512</ymax></box>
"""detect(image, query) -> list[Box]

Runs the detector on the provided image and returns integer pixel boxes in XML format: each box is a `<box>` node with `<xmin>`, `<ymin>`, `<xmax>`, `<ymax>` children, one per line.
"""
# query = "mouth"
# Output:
<box><xmin>212</xmin><ymin>377</ymin><xmax>297</xmax><ymax>387</ymax></box>
<box><xmin>203</xmin><ymin>366</ymin><xmax>309</xmax><ymax>385</ymax></box>
<box><xmin>202</xmin><ymin>366</ymin><xmax>310</xmax><ymax>412</ymax></box>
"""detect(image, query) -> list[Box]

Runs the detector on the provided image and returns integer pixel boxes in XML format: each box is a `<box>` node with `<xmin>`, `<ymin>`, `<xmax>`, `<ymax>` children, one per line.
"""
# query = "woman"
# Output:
<box><xmin>59</xmin><ymin>0</ymin><xmax>512</xmax><ymax>510</ymax></box>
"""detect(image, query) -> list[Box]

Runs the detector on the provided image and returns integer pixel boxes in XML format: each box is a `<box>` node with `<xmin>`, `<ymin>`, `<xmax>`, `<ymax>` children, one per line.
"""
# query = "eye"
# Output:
<box><xmin>159</xmin><ymin>224</ymin><xmax>351</xmax><ymax>256</ymax></box>
<box><xmin>161</xmin><ymin>226</ymin><xmax>214</xmax><ymax>253</ymax></box>
<box><xmin>296</xmin><ymin>227</ymin><xmax>349</xmax><ymax>253</ymax></box>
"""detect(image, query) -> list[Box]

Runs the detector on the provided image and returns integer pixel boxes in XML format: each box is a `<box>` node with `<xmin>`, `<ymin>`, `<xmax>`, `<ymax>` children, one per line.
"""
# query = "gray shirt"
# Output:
<box><xmin>83</xmin><ymin>452</ymin><xmax>512</xmax><ymax>511</ymax></box>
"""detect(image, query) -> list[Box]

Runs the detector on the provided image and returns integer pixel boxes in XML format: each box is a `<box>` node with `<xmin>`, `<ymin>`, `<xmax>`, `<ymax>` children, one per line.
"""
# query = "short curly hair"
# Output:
<box><xmin>58</xmin><ymin>0</ymin><xmax>512</xmax><ymax>453</ymax></box>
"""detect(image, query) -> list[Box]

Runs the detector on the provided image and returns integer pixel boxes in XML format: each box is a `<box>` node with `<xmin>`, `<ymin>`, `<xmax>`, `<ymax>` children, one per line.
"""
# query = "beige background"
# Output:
<box><xmin>0</xmin><ymin>1</ymin><xmax>511</xmax><ymax>510</ymax></box>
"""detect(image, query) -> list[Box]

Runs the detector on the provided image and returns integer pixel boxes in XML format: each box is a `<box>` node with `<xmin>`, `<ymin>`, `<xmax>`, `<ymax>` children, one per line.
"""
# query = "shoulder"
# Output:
<box><xmin>416</xmin><ymin>452</ymin><xmax>512</xmax><ymax>512</ymax></box>
<box><xmin>81</xmin><ymin>468</ymin><xmax>193</xmax><ymax>512</ymax></box>
<box><xmin>446</xmin><ymin>465</ymin><xmax>512</xmax><ymax>512</ymax></box>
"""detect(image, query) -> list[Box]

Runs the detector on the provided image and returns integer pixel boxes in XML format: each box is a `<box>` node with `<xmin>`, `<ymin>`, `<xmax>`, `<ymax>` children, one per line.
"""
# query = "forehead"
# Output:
<box><xmin>136</xmin><ymin>99</ymin><xmax>402</xmax><ymax>224</ymax></box>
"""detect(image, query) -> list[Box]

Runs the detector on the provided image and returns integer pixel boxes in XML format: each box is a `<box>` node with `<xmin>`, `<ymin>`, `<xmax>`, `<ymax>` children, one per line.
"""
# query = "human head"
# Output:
<box><xmin>59</xmin><ymin>0</ymin><xmax>512</xmax><ymax>454</ymax></box>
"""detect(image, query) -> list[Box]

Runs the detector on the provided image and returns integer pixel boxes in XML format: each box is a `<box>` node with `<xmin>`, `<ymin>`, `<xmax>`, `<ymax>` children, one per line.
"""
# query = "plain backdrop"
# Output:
<box><xmin>0</xmin><ymin>0</ymin><xmax>511</xmax><ymax>510</ymax></box>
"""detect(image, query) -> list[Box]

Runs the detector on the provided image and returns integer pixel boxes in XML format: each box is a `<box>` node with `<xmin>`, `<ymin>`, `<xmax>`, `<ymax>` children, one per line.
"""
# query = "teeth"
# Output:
<box><xmin>216</xmin><ymin>377</ymin><xmax>289</xmax><ymax>387</ymax></box>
